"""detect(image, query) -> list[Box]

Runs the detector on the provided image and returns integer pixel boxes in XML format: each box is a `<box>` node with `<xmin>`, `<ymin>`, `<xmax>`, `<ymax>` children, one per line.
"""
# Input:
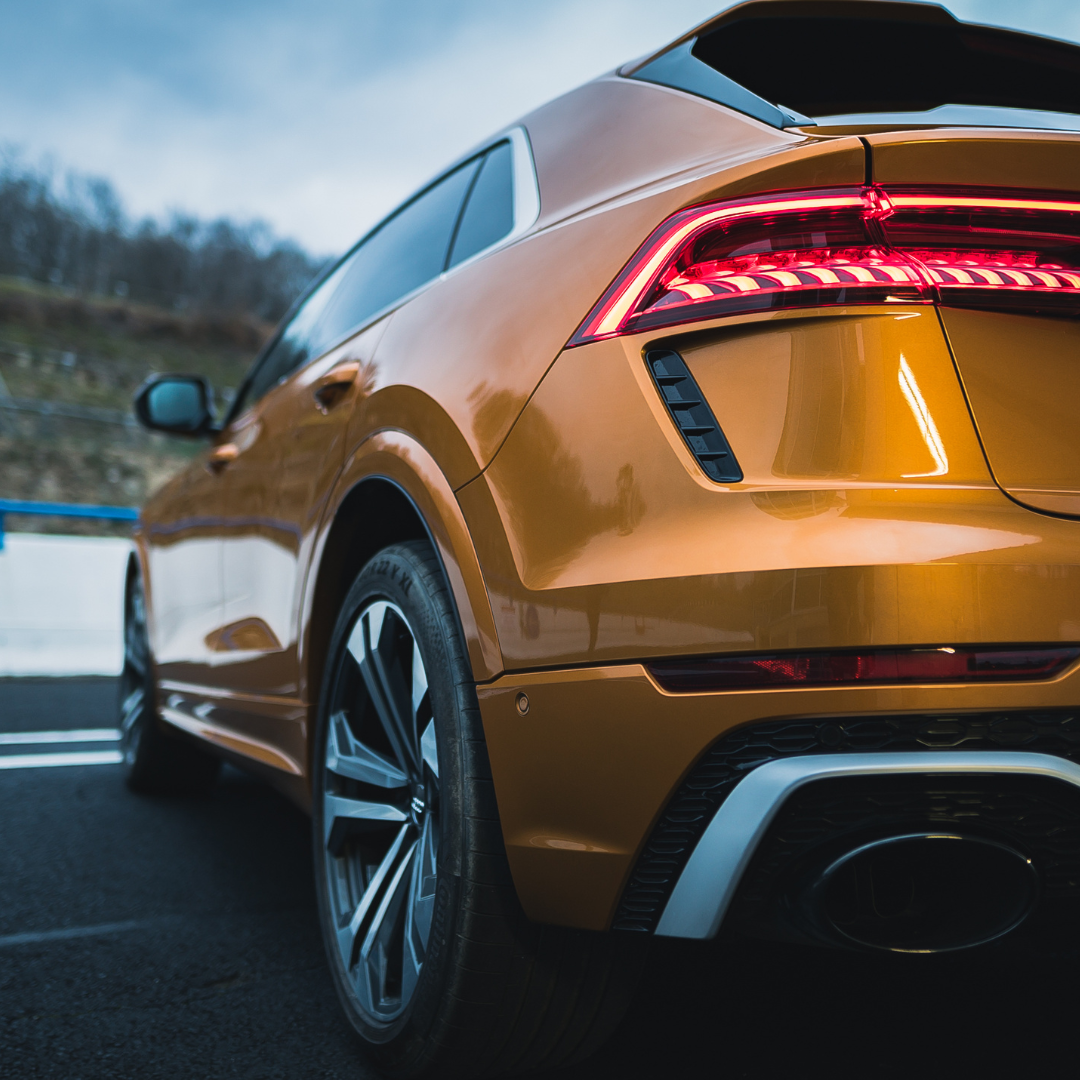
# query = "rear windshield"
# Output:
<box><xmin>631</xmin><ymin>8</ymin><xmax>1080</xmax><ymax>127</ymax></box>
<box><xmin>694</xmin><ymin>15</ymin><xmax>1080</xmax><ymax>119</ymax></box>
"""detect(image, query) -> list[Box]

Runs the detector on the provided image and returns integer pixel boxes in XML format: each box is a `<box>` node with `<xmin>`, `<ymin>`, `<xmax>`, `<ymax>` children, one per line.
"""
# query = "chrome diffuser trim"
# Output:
<box><xmin>654</xmin><ymin>751</ymin><xmax>1080</xmax><ymax>940</ymax></box>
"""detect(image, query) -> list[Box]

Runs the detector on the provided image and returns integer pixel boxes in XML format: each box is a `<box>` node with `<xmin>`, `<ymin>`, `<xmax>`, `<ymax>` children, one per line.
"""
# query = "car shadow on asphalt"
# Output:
<box><xmin>549</xmin><ymin>911</ymin><xmax>1080</xmax><ymax>1079</ymax></box>
<box><xmin>147</xmin><ymin>770</ymin><xmax>1080</xmax><ymax>1079</ymax></box>
<box><xmin>7</xmin><ymin>757</ymin><xmax>1077</xmax><ymax>1079</ymax></box>
<box><xmin>202</xmin><ymin>768</ymin><xmax>1080</xmax><ymax>1080</ymax></box>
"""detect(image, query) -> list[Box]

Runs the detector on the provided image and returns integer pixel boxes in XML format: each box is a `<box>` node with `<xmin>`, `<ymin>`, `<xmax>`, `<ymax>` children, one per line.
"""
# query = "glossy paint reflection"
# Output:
<box><xmin>469</xmin><ymin>307</ymin><xmax>1077</xmax><ymax>668</ymax></box>
<box><xmin>211</xmin><ymin>324</ymin><xmax>385</xmax><ymax>696</ymax></box>
<box><xmin>684</xmin><ymin>310</ymin><xmax>978</xmax><ymax>485</ymax></box>
<box><xmin>940</xmin><ymin>307</ymin><xmax>1080</xmax><ymax>515</ymax></box>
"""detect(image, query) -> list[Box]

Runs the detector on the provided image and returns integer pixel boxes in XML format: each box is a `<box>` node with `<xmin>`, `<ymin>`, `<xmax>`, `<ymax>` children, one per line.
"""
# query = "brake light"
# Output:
<box><xmin>568</xmin><ymin>186</ymin><xmax>1080</xmax><ymax>345</ymax></box>
<box><xmin>648</xmin><ymin>645</ymin><xmax>1080</xmax><ymax>692</ymax></box>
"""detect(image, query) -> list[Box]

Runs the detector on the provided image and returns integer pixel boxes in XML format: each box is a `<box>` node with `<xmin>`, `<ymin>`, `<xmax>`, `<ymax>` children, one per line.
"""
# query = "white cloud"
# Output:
<box><xmin>0</xmin><ymin>0</ymin><xmax>720</xmax><ymax>252</ymax></box>
<box><xmin>2</xmin><ymin>0</ymin><xmax>1079</xmax><ymax>254</ymax></box>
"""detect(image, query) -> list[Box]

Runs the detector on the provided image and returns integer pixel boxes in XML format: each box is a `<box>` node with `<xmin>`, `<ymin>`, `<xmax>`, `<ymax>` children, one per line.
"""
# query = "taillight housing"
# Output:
<box><xmin>568</xmin><ymin>185</ymin><xmax>1080</xmax><ymax>345</ymax></box>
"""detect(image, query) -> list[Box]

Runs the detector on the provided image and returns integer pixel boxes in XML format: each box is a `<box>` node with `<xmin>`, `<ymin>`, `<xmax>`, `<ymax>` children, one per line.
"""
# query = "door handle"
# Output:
<box><xmin>313</xmin><ymin>361</ymin><xmax>361</xmax><ymax>413</ymax></box>
<box><xmin>206</xmin><ymin>442</ymin><xmax>239</xmax><ymax>473</ymax></box>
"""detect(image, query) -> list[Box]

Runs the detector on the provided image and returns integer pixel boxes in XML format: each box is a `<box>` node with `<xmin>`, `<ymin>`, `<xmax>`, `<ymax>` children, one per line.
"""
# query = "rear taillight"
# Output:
<box><xmin>568</xmin><ymin>186</ymin><xmax>1080</xmax><ymax>345</ymax></box>
<box><xmin>648</xmin><ymin>645</ymin><xmax>1080</xmax><ymax>692</ymax></box>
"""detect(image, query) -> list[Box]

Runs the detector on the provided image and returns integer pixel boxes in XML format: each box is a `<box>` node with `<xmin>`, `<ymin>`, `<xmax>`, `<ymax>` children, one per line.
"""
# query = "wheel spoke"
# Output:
<box><xmin>119</xmin><ymin>687</ymin><xmax>143</xmax><ymax>736</ymax></box>
<box><xmin>327</xmin><ymin>711</ymin><xmax>408</xmax><ymax>789</ymax></box>
<box><xmin>347</xmin><ymin>604</ymin><xmax>420</xmax><ymax>774</ymax></box>
<box><xmin>420</xmin><ymin>717</ymin><xmax>438</xmax><ymax>779</ymax></box>
<box><xmin>324</xmin><ymin>793</ymin><xmax>407</xmax><ymax>845</ymax></box>
<box><xmin>402</xmin><ymin>811</ymin><xmax>437</xmax><ymax>1001</ymax></box>
<box><xmin>335</xmin><ymin>823</ymin><xmax>411</xmax><ymax>972</ymax></box>
<box><xmin>124</xmin><ymin>640</ymin><xmax>147</xmax><ymax>677</ymax></box>
<box><xmin>411</xmin><ymin>639</ymin><xmax>428</xmax><ymax>718</ymax></box>
<box><xmin>124</xmin><ymin>586</ymin><xmax>149</xmax><ymax>675</ymax></box>
<box><xmin>359</xmin><ymin>838</ymin><xmax>417</xmax><ymax>1010</ymax></box>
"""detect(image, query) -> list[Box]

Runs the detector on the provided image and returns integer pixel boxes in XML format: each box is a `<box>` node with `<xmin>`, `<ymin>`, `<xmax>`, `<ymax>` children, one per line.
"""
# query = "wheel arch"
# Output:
<box><xmin>301</xmin><ymin>433</ymin><xmax>503</xmax><ymax>769</ymax></box>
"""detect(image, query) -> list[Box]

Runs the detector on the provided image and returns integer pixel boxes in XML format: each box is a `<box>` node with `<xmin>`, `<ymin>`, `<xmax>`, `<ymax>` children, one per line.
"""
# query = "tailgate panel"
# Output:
<box><xmin>941</xmin><ymin>307</ymin><xmax>1080</xmax><ymax>515</ymax></box>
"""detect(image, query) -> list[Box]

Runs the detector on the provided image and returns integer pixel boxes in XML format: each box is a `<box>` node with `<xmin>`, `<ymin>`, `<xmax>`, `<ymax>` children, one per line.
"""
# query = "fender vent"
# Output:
<box><xmin>646</xmin><ymin>349</ymin><xmax>742</xmax><ymax>483</ymax></box>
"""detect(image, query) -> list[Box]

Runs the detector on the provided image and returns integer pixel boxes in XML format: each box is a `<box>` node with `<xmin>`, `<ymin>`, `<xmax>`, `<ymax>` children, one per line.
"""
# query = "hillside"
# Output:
<box><xmin>0</xmin><ymin>275</ymin><xmax>270</xmax><ymax>536</ymax></box>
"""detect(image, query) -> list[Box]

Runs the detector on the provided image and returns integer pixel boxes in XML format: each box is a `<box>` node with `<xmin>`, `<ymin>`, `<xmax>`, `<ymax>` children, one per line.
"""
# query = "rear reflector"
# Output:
<box><xmin>648</xmin><ymin>645</ymin><xmax>1080</xmax><ymax>692</ymax></box>
<box><xmin>568</xmin><ymin>186</ymin><xmax>1080</xmax><ymax>345</ymax></box>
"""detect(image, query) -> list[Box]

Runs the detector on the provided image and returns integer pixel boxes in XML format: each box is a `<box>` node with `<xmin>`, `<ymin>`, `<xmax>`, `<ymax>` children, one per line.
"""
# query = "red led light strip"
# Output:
<box><xmin>888</xmin><ymin>193</ymin><xmax>1080</xmax><ymax>214</ymax></box>
<box><xmin>571</xmin><ymin>189</ymin><xmax>872</xmax><ymax>342</ymax></box>
<box><xmin>568</xmin><ymin>186</ymin><xmax>1080</xmax><ymax>346</ymax></box>
<box><xmin>648</xmin><ymin>645</ymin><xmax>1080</xmax><ymax>693</ymax></box>
<box><xmin>913</xmin><ymin>251</ymin><xmax>1080</xmax><ymax>290</ymax></box>
<box><xmin>651</xmin><ymin>247</ymin><xmax>922</xmax><ymax>310</ymax></box>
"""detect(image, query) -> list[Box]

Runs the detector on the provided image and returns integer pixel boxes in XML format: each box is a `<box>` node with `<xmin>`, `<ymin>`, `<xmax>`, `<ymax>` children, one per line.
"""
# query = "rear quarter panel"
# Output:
<box><xmin>366</xmin><ymin>80</ymin><xmax>866</xmax><ymax>488</ymax></box>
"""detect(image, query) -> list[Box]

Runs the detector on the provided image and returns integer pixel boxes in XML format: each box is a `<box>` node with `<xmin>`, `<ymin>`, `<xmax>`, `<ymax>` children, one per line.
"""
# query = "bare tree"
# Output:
<box><xmin>0</xmin><ymin>149</ymin><xmax>327</xmax><ymax>321</ymax></box>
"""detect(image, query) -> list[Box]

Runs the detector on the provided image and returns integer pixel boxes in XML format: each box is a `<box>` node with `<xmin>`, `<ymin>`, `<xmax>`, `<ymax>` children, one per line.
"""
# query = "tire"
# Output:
<box><xmin>313</xmin><ymin>541</ymin><xmax>645</xmax><ymax>1078</ymax></box>
<box><xmin>119</xmin><ymin>563</ymin><xmax>220</xmax><ymax>795</ymax></box>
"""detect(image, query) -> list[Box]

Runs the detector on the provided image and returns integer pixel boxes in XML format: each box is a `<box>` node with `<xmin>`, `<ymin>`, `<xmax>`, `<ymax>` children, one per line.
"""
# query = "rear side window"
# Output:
<box><xmin>231</xmin><ymin>138</ymin><xmax>525</xmax><ymax>416</ymax></box>
<box><xmin>314</xmin><ymin>158</ymin><xmax>481</xmax><ymax>350</ymax></box>
<box><xmin>232</xmin><ymin>158</ymin><xmax>482</xmax><ymax>414</ymax></box>
<box><xmin>448</xmin><ymin>141</ymin><xmax>514</xmax><ymax>270</ymax></box>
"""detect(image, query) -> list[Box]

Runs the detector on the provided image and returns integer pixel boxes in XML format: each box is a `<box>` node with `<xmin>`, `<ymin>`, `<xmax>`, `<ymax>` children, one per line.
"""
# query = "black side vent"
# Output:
<box><xmin>646</xmin><ymin>349</ymin><xmax>742</xmax><ymax>483</ymax></box>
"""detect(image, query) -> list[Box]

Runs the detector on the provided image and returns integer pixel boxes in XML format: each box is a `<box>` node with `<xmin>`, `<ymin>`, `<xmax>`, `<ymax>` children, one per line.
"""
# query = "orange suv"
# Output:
<box><xmin>127</xmin><ymin>2</ymin><xmax>1080</xmax><ymax>1074</ymax></box>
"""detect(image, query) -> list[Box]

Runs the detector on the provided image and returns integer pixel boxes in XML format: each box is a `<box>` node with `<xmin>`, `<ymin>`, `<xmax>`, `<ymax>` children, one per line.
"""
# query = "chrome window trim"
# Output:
<box><xmin>431</xmin><ymin>125</ymin><xmax>539</xmax><ymax>279</ymax></box>
<box><xmin>655</xmin><ymin>750</ymin><xmax>1080</xmax><ymax>940</ymax></box>
<box><xmin>504</xmin><ymin>125</ymin><xmax>541</xmax><ymax>249</ymax></box>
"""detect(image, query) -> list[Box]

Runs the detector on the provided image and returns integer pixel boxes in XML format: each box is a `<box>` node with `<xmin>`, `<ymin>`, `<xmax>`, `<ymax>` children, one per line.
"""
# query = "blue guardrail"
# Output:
<box><xmin>0</xmin><ymin>499</ymin><xmax>139</xmax><ymax>551</ymax></box>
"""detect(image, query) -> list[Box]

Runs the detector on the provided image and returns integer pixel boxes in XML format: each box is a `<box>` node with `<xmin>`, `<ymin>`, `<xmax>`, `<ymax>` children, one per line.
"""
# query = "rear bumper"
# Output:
<box><xmin>477</xmin><ymin>661</ymin><xmax>1080</xmax><ymax>931</ymax></box>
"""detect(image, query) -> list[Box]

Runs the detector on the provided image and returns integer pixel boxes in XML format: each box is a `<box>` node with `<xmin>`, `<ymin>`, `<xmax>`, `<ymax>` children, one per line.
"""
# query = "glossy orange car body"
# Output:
<box><xmin>137</xmin><ymin>1</ymin><xmax>1080</xmax><ymax>939</ymax></box>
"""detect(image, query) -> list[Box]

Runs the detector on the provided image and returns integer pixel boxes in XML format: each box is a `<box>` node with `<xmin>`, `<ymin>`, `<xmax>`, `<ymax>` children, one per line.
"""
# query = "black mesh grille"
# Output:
<box><xmin>611</xmin><ymin>709</ymin><xmax>1080</xmax><ymax>933</ymax></box>
<box><xmin>646</xmin><ymin>349</ymin><xmax>742</xmax><ymax>483</ymax></box>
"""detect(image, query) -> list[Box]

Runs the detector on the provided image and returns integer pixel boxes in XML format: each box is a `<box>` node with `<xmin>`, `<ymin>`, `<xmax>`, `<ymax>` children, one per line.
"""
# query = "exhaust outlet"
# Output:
<box><xmin>802</xmin><ymin>833</ymin><xmax>1037</xmax><ymax>953</ymax></box>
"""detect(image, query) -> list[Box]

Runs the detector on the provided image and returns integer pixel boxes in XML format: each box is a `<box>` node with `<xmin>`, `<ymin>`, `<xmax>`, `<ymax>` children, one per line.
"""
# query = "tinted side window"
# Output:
<box><xmin>232</xmin><ymin>157</ymin><xmax>483</xmax><ymax>416</ymax></box>
<box><xmin>448</xmin><ymin>141</ymin><xmax>514</xmax><ymax>270</ymax></box>
<box><xmin>314</xmin><ymin>158</ymin><xmax>481</xmax><ymax>350</ymax></box>
<box><xmin>232</xmin><ymin>257</ymin><xmax>352</xmax><ymax>414</ymax></box>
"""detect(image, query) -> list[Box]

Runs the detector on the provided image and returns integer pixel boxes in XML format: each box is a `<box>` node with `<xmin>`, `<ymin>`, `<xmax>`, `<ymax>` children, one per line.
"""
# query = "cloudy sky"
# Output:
<box><xmin>1</xmin><ymin>0</ymin><xmax>1078</xmax><ymax>255</ymax></box>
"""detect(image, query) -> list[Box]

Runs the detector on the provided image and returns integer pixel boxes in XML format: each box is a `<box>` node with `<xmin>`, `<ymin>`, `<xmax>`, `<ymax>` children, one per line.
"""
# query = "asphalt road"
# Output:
<box><xmin>2</xmin><ymin>678</ymin><xmax>1079</xmax><ymax>1078</ymax></box>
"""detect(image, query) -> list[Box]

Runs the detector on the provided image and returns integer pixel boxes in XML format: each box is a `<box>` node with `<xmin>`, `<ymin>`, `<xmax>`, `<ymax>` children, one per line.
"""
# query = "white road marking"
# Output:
<box><xmin>0</xmin><ymin>750</ymin><xmax>123</xmax><ymax>770</ymax></box>
<box><xmin>0</xmin><ymin>728</ymin><xmax>121</xmax><ymax>746</ymax></box>
<box><xmin>0</xmin><ymin>920</ymin><xmax>147</xmax><ymax>948</ymax></box>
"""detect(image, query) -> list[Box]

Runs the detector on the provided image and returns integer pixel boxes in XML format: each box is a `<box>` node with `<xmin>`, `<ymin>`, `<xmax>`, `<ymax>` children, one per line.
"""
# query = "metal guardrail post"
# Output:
<box><xmin>0</xmin><ymin>499</ymin><xmax>140</xmax><ymax>551</ymax></box>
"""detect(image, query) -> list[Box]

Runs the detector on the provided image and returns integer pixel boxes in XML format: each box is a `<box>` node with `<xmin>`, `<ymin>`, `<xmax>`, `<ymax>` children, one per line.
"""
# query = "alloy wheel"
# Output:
<box><xmin>322</xmin><ymin>599</ymin><xmax>439</xmax><ymax>1024</ymax></box>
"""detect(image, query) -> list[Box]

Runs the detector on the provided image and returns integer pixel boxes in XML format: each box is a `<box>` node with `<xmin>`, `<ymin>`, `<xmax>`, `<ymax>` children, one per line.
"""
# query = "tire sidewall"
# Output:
<box><xmin>312</xmin><ymin>544</ymin><xmax>469</xmax><ymax>1066</ymax></box>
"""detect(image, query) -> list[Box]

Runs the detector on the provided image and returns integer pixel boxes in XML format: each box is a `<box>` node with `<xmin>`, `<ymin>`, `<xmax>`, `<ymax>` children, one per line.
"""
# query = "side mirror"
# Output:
<box><xmin>134</xmin><ymin>375</ymin><xmax>215</xmax><ymax>436</ymax></box>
